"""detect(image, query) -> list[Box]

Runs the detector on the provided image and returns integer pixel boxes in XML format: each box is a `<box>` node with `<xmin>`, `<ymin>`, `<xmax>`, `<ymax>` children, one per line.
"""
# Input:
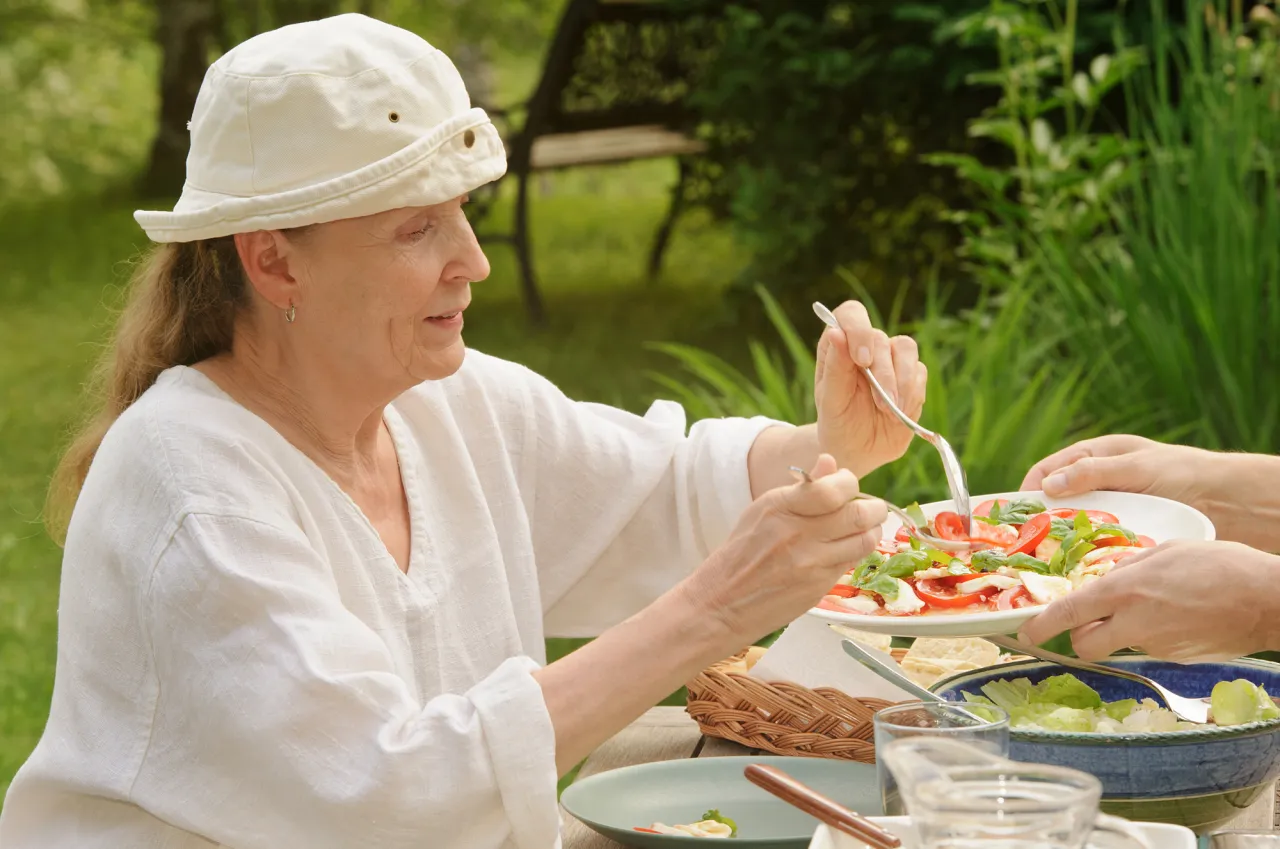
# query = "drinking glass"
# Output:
<box><xmin>873</xmin><ymin>701</ymin><xmax>1009</xmax><ymax>817</ymax></box>
<box><xmin>885</xmin><ymin>739</ymin><xmax>1149</xmax><ymax>849</ymax></box>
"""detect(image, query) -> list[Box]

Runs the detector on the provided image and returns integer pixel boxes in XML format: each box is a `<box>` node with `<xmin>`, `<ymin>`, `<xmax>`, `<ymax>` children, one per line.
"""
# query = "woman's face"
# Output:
<box><xmin>239</xmin><ymin>196</ymin><xmax>490</xmax><ymax>396</ymax></box>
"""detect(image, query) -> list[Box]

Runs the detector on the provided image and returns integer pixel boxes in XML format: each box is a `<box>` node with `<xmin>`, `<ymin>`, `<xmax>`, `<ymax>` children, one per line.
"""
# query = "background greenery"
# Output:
<box><xmin>2</xmin><ymin>0</ymin><xmax>1279</xmax><ymax>805</ymax></box>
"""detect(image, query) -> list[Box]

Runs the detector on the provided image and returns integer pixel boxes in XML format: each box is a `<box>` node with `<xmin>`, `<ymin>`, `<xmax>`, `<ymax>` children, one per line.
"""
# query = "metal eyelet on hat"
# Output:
<box><xmin>388</xmin><ymin>111</ymin><xmax>400</xmax><ymax>123</ymax></box>
<box><xmin>463</xmin><ymin>129</ymin><xmax>476</xmax><ymax>148</ymax></box>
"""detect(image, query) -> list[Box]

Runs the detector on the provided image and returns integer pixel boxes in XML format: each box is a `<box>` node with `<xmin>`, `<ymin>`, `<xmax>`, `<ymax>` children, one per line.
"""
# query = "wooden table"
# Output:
<box><xmin>561</xmin><ymin>707</ymin><xmax>1279</xmax><ymax>848</ymax></box>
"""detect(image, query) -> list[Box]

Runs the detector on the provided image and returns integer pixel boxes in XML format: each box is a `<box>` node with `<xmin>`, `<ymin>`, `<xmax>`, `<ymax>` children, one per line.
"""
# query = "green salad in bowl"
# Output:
<box><xmin>960</xmin><ymin>672</ymin><xmax>1280</xmax><ymax>733</ymax></box>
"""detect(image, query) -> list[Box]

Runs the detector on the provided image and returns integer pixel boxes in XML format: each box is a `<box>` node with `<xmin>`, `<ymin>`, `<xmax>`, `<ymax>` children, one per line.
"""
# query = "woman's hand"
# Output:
<box><xmin>815</xmin><ymin>300</ymin><xmax>928</xmax><ymax>478</ymax></box>
<box><xmin>678</xmin><ymin>453</ymin><xmax>888</xmax><ymax>644</ymax></box>
<box><xmin>1019</xmin><ymin>540</ymin><xmax>1280</xmax><ymax>663</ymax></box>
<box><xmin>1020</xmin><ymin>435</ymin><xmax>1280</xmax><ymax>550</ymax></box>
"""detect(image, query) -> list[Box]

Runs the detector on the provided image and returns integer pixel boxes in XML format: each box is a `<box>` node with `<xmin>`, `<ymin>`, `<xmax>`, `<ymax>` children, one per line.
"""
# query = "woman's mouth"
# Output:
<box><xmin>426</xmin><ymin>310</ymin><xmax>463</xmax><ymax>328</ymax></box>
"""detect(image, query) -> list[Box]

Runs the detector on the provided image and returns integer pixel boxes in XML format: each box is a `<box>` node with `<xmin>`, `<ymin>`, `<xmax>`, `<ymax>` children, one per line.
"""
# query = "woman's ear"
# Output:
<box><xmin>233</xmin><ymin>230</ymin><xmax>303</xmax><ymax>312</ymax></box>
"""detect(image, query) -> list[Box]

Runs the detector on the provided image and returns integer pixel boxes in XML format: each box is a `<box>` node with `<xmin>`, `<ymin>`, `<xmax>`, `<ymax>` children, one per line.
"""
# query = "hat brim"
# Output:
<box><xmin>134</xmin><ymin>108</ymin><xmax>506</xmax><ymax>243</ymax></box>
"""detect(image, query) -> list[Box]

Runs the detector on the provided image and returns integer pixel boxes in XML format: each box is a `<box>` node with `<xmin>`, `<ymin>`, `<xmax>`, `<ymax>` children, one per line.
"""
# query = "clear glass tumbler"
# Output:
<box><xmin>873</xmin><ymin>701</ymin><xmax>1010</xmax><ymax>817</ymax></box>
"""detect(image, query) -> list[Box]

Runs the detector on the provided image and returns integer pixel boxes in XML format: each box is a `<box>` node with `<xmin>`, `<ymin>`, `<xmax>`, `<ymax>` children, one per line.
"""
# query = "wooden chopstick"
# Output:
<box><xmin>743</xmin><ymin>763</ymin><xmax>902</xmax><ymax>849</ymax></box>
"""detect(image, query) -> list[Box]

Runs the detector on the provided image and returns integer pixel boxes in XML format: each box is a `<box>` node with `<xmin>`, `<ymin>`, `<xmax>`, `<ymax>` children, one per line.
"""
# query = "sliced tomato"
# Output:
<box><xmin>828</xmin><ymin>584</ymin><xmax>858</xmax><ymax>598</ymax></box>
<box><xmin>816</xmin><ymin>597</ymin><xmax>853</xmax><ymax>613</ymax></box>
<box><xmin>932</xmin><ymin>511</ymin><xmax>969</xmax><ymax>541</ymax></box>
<box><xmin>969</xmin><ymin>521</ymin><xmax>1019</xmax><ymax>548</ymax></box>
<box><xmin>1137</xmin><ymin>535</ymin><xmax>1157</xmax><ymax>548</ymax></box>
<box><xmin>920</xmin><ymin>573</ymin><xmax>975</xmax><ymax>587</ymax></box>
<box><xmin>634</xmin><ymin>828</ymin><xmax>663</xmax><ymax>834</ymax></box>
<box><xmin>1090</xmin><ymin>535</ymin><xmax>1128</xmax><ymax>548</ymax></box>
<box><xmin>973</xmin><ymin>499</ymin><xmax>1009</xmax><ymax>518</ymax></box>
<box><xmin>995</xmin><ymin>585</ymin><xmax>1034</xmax><ymax>610</ymax></box>
<box><xmin>915</xmin><ymin>578</ymin><xmax>990</xmax><ymax>609</ymax></box>
<box><xmin>894</xmin><ymin>525</ymin><xmax>913</xmax><ymax>544</ymax></box>
<box><xmin>1007</xmin><ymin>512</ymin><xmax>1052</xmax><ymax>555</ymax></box>
<box><xmin>1047</xmin><ymin>507</ymin><xmax>1120</xmax><ymax>525</ymax></box>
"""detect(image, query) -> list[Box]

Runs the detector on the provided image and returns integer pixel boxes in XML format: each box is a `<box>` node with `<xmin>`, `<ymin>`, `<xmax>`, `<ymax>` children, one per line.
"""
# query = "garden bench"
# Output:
<box><xmin>468</xmin><ymin>0</ymin><xmax>726</xmax><ymax>326</ymax></box>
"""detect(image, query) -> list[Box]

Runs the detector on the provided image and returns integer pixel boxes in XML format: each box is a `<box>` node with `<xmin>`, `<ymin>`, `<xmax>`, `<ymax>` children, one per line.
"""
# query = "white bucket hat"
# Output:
<box><xmin>134</xmin><ymin>13</ymin><xmax>507</xmax><ymax>243</ymax></box>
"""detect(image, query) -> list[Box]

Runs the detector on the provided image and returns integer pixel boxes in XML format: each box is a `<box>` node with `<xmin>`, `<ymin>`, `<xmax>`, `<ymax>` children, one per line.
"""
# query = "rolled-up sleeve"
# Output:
<box><xmin>135</xmin><ymin>512</ymin><xmax>559</xmax><ymax>849</ymax></box>
<box><xmin>510</xmin><ymin>367</ymin><xmax>788</xmax><ymax>637</ymax></box>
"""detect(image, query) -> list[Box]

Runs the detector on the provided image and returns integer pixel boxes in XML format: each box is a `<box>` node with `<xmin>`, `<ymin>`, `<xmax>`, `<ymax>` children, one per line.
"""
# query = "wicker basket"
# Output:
<box><xmin>684</xmin><ymin>647</ymin><xmax>913</xmax><ymax>764</ymax></box>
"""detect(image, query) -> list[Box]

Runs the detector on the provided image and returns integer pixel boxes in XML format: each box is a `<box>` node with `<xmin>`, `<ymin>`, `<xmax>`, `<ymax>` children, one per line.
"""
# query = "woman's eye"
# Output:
<box><xmin>406</xmin><ymin>224</ymin><xmax>433</xmax><ymax>243</ymax></box>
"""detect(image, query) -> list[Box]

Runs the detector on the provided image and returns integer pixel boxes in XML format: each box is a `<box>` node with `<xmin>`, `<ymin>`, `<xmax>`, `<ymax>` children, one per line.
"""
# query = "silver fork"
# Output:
<box><xmin>788</xmin><ymin>466</ymin><xmax>986</xmax><ymax>553</ymax></box>
<box><xmin>812</xmin><ymin>301</ymin><xmax>973</xmax><ymax>535</ymax></box>
<box><xmin>984</xmin><ymin>635</ymin><xmax>1209</xmax><ymax>724</ymax></box>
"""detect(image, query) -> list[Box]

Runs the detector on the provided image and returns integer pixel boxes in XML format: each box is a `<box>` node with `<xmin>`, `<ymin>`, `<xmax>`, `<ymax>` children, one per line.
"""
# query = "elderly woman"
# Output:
<box><xmin>1019</xmin><ymin>435</ymin><xmax>1280</xmax><ymax>663</ymax></box>
<box><xmin>0</xmin><ymin>14</ymin><xmax>928</xmax><ymax>849</ymax></box>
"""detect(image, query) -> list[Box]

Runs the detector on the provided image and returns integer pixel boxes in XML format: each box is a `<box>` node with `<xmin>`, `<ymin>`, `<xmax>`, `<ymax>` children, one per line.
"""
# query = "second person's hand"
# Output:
<box><xmin>1020</xmin><ymin>434</ymin><xmax>1280</xmax><ymax>551</ymax></box>
<box><xmin>1019</xmin><ymin>539</ymin><xmax>1280</xmax><ymax>662</ymax></box>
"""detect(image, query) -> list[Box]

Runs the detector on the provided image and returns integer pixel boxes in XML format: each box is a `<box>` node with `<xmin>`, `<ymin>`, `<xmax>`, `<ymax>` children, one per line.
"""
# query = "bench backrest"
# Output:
<box><xmin>511</xmin><ymin>0</ymin><xmax>725</xmax><ymax>153</ymax></box>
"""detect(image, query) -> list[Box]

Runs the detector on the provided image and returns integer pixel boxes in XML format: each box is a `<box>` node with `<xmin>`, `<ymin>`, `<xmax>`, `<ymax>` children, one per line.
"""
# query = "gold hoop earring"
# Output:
<box><xmin>285</xmin><ymin>303</ymin><xmax>296</xmax><ymax>323</ymax></box>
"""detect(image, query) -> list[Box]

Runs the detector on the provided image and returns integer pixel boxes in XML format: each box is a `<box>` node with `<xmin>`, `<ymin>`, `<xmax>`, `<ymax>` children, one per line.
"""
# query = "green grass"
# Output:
<box><xmin>0</xmin><ymin>161</ymin><xmax>749</xmax><ymax>799</ymax></box>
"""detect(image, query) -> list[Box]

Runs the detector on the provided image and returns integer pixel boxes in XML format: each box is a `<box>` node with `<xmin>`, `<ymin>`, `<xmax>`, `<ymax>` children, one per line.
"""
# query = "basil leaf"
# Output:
<box><xmin>991</xmin><ymin>498</ymin><xmax>1047</xmax><ymax>525</ymax></box>
<box><xmin>971</xmin><ymin>550</ymin><xmax>1009</xmax><ymax>572</ymax></box>
<box><xmin>970</xmin><ymin>549</ymin><xmax>1052</xmax><ymax>574</ymax></box>
<box><xmin>1007</xmin><ymin>553</ymin><xmax>1054</xmax><ymax>574</ymax></box>
<box><xmin>945</xmin><ymin>559</ymin><xmax>972</xmax><ymax>576</ymax></box>
<box><xmin>1051</xmin><ymin>539</ymin><xmax>1095</xmax><ymax>576</ymax></box>
<box><xmin>972</xmin><ymin>514</ymin><xmax>1001</xmax><ymax>526</ymax></box>
<box><xmin>904</xmin><ymin>502</ymin><xmax>928</xmax><ymax>528</ymax></box>
<box><xmin>1048</xmin><ymin>517</ymin><xmax>1073</xmax><ymax>540</ymax></box>
<box><xmin>1095</xmin><ymin>523</ymin><xmax>1138</xmax><ymax>542</ymax></box>
<box><xmin>1073</xmin><ymin>511</ymin><xmax>1093</xmax><ymax>535</ymax></box>
<box><xmin>850</xmin><ymin>551</ymin><xmax>886</xmax><ymax>585</ymax></box>
<box><xmin>859</xmin><ymin>573</ymin><xmax>901</xmax><ymax>600</ymax></box>
<box><xmin>883</xmin><ymin>550</ymin><xmax>929</xmax><ymax>578</ymax></box>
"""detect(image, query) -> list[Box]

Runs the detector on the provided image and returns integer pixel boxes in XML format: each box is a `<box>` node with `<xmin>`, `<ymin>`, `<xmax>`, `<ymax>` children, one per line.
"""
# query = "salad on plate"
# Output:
<box><xmin>816</xmin><ymin>497</ymin><xmax>1156</xmax><ymax>618</ymax></box>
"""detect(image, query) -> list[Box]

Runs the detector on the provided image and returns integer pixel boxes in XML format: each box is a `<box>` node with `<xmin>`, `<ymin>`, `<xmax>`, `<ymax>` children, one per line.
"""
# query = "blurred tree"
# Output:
<box><xmin>0</xmin><ymin>0</ymin><xmax>154</xmax><ymax>204</ymax></box>
<box><xmin>139</xmin><ymin>0</ymin><xmax>222</xmax><ymax>198</ymax></box>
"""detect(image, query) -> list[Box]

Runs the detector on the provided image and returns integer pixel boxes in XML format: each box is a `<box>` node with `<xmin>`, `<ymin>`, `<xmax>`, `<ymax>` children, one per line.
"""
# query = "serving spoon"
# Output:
<box><xmin>812</xmin><ymin>301</ymin><xmax>973</xmax><ymax>535</ymax></box>
<box><xmin>788</xmin><ymin>466</ymin><xmax>988</xmax><ymax>553</ymax></box>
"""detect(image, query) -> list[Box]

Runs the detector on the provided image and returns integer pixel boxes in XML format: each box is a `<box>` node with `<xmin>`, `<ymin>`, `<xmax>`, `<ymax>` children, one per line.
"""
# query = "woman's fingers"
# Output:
<box><xmin>1019</xmin><ymin>435</ymin><xmax>1150</xmax><ymax>491</ymax></box>
<box><xmin>805</xmin><ymin>497</ymin><xmax>889</xmax><ymax>543</ymax></box>
<box><xmin>890</xmin><ymin>335</ymin><xmax>924</xmax><ymax>420</ymax></box>
<box><xmin>1018</xmin><ymin>578</ymin><xmax>1120</xmax><ymax>646</ymax></box>
<box><xmin>831</xmin><ymin>301</ymin><xmax>877</xmax><ymax>368</ymax></box>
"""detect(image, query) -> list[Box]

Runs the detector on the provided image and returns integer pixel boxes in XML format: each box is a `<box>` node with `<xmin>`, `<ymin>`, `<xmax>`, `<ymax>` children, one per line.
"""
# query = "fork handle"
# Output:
<box><xmin>985</xmin><ymin>635</ymin><xmax>1171</xmax><ymax>694</ymax></box>
<box><xmin>860</xmin><ymin>366</ymin><xmax>936</xmax><ymax>442</ymax></box>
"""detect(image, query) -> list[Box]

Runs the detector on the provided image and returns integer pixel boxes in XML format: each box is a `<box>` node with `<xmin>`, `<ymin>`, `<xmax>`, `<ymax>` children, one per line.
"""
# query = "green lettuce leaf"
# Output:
<box><xmin>1212</xmin><ymin>679</ymin><xmax>1280</xmax><ymax>726</ymax></box>
<box><xmin>701</xmin><ymin>809</ymin><xmax>737</xmax><ymax>836</ymax></box>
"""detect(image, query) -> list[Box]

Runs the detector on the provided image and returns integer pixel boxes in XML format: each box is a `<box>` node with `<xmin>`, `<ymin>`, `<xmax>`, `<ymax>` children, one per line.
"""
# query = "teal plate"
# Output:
<box><xmin>560</xmin><ymin>756</ymin><xmax>881</xmax><ymax>848</ymax></box>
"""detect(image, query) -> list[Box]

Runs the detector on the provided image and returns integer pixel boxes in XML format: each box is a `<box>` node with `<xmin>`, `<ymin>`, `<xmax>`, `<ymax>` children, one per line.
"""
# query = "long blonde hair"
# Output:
<box><xmin>44</xmin><ymin>236</ymin><xmax>247</xmax><ymax>546</ymax></box>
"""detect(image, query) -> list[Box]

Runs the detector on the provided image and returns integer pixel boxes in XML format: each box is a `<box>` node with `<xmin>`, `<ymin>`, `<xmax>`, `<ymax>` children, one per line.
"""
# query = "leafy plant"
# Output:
<box><xmin>1033</xmin><ymin>0</ymin><xmax>1280</xmax><ymax>452</ymax></box>
<box><xmin>923</xmin><ymin>0</ymin><xmax>1146</xmax><ymax>286</ymax></box>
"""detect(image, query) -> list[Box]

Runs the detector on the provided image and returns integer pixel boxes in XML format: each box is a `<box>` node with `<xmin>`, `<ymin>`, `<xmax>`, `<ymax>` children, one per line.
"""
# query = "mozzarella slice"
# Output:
<box><xmin>832</xmin><ymin>593</ymin><xmax>881</xmax><ymax>614</ymax></box>
<box><xmin>884</xmin><ymin>578</ymin><xmax>925</xmax><ymax>614</ymax></box>
<box><xmin>1020</xmin><ymin>572</ymin><xmax>1073</xmax><ymax>605</ymax></box>
<box><xmin>955</xmin><ymin>574</ymin><xmax>1020</xmax><ymax>594</ymax></box>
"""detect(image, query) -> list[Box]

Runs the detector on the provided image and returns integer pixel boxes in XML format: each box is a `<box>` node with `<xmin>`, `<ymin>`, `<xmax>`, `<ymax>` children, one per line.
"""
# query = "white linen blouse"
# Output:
<box><xmin>0</xmin><ymin>350</ymin><xmax>779</xmax><ymax>849</ymax></box>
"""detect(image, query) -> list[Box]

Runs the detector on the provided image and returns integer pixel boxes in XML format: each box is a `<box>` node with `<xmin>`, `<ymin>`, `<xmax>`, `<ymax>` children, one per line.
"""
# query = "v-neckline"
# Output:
<box><xmin>171</xmin><ymin>365</ymin><xmax>429</xmax><ymax>583</ymax></box>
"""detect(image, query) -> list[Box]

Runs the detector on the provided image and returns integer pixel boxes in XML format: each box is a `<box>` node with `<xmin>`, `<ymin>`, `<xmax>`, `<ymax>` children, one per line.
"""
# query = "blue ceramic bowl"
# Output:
<box><xmin>931</xmin><ymin>656</ymin><xmax>1280</xmax><ymax>835</ymax></box>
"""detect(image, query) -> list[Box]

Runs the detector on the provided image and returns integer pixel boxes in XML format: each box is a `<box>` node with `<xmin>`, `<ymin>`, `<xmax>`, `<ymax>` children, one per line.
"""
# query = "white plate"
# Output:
<box><xmin>805</xmin><ymin>490</ymin><xmax>1215</xmax><ymax>638</ymax></box>
<box><xmin>808</xmin><ymin>817</ymin><xmax>1197</xmax><ymax>849</ymax></box>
